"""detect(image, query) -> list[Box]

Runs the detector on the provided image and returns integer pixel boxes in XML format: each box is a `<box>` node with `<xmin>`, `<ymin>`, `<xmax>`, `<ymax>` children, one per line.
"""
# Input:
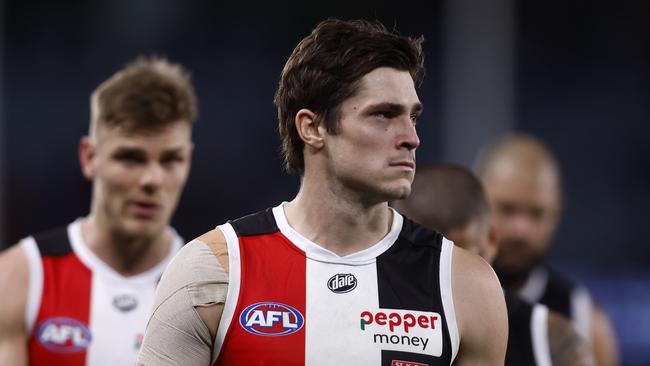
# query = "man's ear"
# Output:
<box><xmin>79</xmin><ymin>136</ymin><xmax>96</xmax><ymax>180</ymax></box>
<box><xmin>295</xmin><ymin>109</ymin><xmax>324</xmax><ymax>150</ymax></box>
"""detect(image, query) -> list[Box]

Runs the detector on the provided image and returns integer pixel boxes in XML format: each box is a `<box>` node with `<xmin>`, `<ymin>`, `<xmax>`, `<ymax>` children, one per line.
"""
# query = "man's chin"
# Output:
<box><xmin>120</xmin><ymin>218</ymin><xmax>166</xmax><ymax>239</ymax></box>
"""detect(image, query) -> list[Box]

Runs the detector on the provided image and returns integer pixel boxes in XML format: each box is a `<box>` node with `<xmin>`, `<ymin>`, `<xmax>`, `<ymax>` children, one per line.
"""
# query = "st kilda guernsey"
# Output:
<box><xmin>211</xmin><ymin>204</ymin><xmax>460</xmax><ymax>366</ymax></box>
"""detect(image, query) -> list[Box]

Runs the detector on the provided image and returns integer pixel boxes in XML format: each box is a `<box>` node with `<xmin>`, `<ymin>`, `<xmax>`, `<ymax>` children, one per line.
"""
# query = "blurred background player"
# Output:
<box><xmin>474</xmin><ymin>133</ymin><xmax>619</xmax><ymax>366</ymax></box>
<box><xmin>0</xmin><ymin>57</ymin><xmax>197</xmax><ymax>366</ymax></box>
<box><xmin>394</xmin><ymin>163</ymin><xmax>596</xmax><ymax>365</ymax></box>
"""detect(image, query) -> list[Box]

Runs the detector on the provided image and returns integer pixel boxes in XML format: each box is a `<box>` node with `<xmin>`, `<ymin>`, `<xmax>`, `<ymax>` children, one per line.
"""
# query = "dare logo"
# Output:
<box><xmin>239</xmin><ymin>302</ymin><xmax>304</xmax><ymax>336</ymax></box>
<box><xmin>37</xmin><ymin>317</ymin><xmax>92</xmax><ymax>353</ymax></box>
<box><xmin>327</xmin><ymin>273</ymin><xmax>357</xmax><ymax>293</ymax></box>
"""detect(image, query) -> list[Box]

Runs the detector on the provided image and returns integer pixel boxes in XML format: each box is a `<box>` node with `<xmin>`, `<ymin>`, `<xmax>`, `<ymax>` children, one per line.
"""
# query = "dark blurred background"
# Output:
<box><xmin>1</xmin><ymin>0</ymin><xmax>648</xmax><ymax>364</ymax></box>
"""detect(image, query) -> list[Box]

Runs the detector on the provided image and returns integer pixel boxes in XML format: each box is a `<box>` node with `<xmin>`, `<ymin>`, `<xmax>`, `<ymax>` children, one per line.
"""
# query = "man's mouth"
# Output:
<box><xmin>128</xmin><ymin>201</ymin><xmax>161</xmax><ymax>218</ymax></box>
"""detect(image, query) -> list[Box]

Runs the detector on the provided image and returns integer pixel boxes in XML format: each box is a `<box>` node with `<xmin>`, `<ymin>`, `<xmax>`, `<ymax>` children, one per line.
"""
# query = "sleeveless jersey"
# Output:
<box><xmin>504</xmin><ymin>291</ymin><xmax>552</xmax><ymax>366</ymax></box>
<box><xmin>211</xmin><ymin>205</ymin><xmax>459</xmax><ymax>366</ymax></box>
<box><xmin>518</xmin><ymin>265</ymin><xmax>592</xmax><ymax>340</ymax></box>
<box><xmin>21</xmin><ymin>219</ymin><xmax>182</xmax><ymax>366</ymax></box>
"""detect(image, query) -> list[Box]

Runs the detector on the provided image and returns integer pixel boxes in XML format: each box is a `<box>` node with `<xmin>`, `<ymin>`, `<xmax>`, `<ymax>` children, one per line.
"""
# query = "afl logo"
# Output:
<box><xmin>37</xmin><ymin>317</ymin><xmax>92</xmax><ymax>353</ymax></box>
<box><xmin>327</xmin><ymin>273</ymin><xmax>357</xmax><ymax>293</ymax></box>
<box><xmin>239</xmin><ymin>302</ymin><xmax>304</xmax><ymax>336</ymax></box>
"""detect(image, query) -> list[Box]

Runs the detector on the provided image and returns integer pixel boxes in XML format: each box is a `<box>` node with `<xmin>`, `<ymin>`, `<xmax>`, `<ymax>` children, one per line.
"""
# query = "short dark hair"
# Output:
<box><xmin>90</xmin><ymin>56</ymin><xmax>198</xmax><ymax>138</ymax></box>
<box><xmin>393</xmin><ymin>164</ymin><xmax>489</xmax><ymax>233</ymax></box>
<box><xmin>274</xmin><ymin>18</ymin><xmax>425</xmax><ymax>175</ymax></box>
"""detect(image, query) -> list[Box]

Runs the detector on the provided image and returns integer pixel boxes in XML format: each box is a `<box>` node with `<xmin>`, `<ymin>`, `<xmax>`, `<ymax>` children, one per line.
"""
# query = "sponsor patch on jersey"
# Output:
<box><xmin>37</xmin><ymin>317</ymin><xmax>92</xmax><ymax>353</ymax></box>
<box><xmin>113</xmin><ymin>294</ymin><xmax>138</xmax><ymax>312</ymax></box>
<box><xmin>391</xmin><ymin>360</ymin><xmax>428</xmax><ymax>366</ymax></box>
<box><xmin>240</xmin><ymin>302</ymin><xmax>304</xmax><ymax>336</ymax></box>
<box><xmin>359</xmin><ymin>309</ymin><xmax>443</xmax><ymax>356</ymax></box>
<box><xmin>327</xmin><ymin>273</ymin><xmax>358</xmax><ymax>293</ymax></box>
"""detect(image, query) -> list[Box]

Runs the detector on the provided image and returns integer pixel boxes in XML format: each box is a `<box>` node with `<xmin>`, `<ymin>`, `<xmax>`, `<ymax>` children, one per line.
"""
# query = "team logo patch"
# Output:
<box><xmin>239</xmin><ymin>302</ymin><xmax>304</xmax><ymax>336</ymax></box>
<box><xmin>37</xmin><ymin>317</ymin><xmax>92</xmax><ymax>353</ymax></box>
<box><xmin>327</xmin><ymin>273</ymin><xmax>357</xmax><ymax>293</ymax></box>
<box><xmin>392</xmin><ymin>361</ymin><xmax>428</xmax><ymax>366</ymax></box>
<box><xmin>113</xmin><ymin>294</ymin><xmax>138</xmax><ymax>312</ymax></box>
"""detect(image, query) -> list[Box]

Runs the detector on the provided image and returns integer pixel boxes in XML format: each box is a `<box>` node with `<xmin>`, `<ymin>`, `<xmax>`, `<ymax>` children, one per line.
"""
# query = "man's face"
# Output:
<box><xmin>322</xmin><ymin>67</ymin><xmax>422</xmax><ymax>204</ymax></box>
<box><xmin>83</xmin><ymin>123</ymin><xmax>192</xmax><ymax>239</ymax></box>
<box><xmin>483</xmin><ymin>160</ymin><xmax>561</xmax><ymax>278</ymax></box>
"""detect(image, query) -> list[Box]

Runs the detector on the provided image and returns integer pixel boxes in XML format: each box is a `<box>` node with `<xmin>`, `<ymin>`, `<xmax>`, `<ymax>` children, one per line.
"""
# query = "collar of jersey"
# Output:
<box><xmin>272</xmin><ymin>202</ymin><xmax>403</xmax><ymax>265</ymax></box>
<box><xmin>68</xmin><ymin>218</ymin><xmax>183</xmax><ymax>285</ymax></box>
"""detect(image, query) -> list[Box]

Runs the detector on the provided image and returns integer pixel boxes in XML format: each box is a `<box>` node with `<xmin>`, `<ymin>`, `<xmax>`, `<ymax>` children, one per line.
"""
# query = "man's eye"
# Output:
<box><xmin>161</xmin><ymin>155</ymin><xmax>183</xmax><ymax>165</ymax></box>
<box><xmin>115</xmin><ymin>154</ymin><xmax>145</xmax><ymax>163</ymax></box>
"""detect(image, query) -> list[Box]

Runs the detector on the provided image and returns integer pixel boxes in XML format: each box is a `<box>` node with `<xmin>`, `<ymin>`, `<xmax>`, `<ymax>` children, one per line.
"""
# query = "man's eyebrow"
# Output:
<box><xmin>364</xmin><ymin>102</ymin><xmax>424</xmax><ymax>114</ymax></box>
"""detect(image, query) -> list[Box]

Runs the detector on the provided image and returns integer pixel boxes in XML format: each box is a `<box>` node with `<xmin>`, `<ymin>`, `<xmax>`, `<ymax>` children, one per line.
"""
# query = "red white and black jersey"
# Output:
<box><xmin>517</xmin><ymin>265</ymin><xmax>593</xmax><ymax>341</ymax></box>
<box><xmin>211</xmin><ymin>204</ymin><xmax>459</xmax><ymax>366</ymax></box>
<box><xmin>21</xmin><ymin>219</ymin><xmax>182</xmax><ymax>366</ymax></box>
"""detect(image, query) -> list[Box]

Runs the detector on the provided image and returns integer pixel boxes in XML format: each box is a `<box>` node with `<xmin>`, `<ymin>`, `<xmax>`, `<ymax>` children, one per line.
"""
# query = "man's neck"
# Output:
<box><xmin>80</xmin><ymin>216</ymin><xmax>171</xmax><ymax>277</ymax></box>
<box><xmin>283</xmin><ymin>178</ymin><xmax>393</xmax><ymax>257</ymax></box>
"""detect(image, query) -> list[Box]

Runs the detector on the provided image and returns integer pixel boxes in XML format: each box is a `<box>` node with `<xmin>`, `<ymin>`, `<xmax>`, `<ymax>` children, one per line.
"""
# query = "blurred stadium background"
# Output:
<box><xmin>1</xmin><ymin>0</ymin><xmax>648</xmax><ymax>364</ymax></box>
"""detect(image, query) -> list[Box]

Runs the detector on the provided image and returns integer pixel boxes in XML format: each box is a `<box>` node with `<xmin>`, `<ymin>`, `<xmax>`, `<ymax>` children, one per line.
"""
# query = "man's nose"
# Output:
<box><xmin>140</xmin><ymin>163</ymin><xmax>164</xmax><ymax>193</ymax></box>
<box><xmin>397</xmin><ymin>117</ymin><xmax>420</xmax><ymax>150</ymax></box>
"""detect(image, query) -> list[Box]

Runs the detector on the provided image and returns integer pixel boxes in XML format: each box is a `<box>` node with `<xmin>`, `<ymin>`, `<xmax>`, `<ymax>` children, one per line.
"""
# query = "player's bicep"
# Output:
<box><xmin>137</xmin><ymin>236</ymin><xmax>229</xmax><ymax>366</ymax></box>
<box><xmin>547</xmin><ymin>310</ymin><xmax>596</xmax><ymax>366</ymax></box>
<box><xmin>451</xmin><ymin>248</ymin><xmax>508</xmax><ymax>365</ymax></box>
<box><xmin>590</xmin><ymin>305</ymin><xmax>619</xmax><ymax>366</ymax></box>
<box><xmin>0</xmin><ymin>245</ymin><xmax>29</xmax><ymax>366</ymax></box>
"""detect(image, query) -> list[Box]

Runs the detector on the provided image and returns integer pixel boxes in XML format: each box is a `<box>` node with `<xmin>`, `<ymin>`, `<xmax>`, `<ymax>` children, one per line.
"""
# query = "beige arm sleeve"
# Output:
<box><xmin>137</xmin><ymin>240</ymin><xmax>228</xmax><ymax>366</ymax></box>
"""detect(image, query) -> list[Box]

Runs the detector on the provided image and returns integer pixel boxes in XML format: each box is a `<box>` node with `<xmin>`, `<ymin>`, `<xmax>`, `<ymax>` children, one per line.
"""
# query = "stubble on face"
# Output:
<box><xmin>322</xmin><ymin>68</ymin><xmax>422</xmax><ymax>205</ymax></box>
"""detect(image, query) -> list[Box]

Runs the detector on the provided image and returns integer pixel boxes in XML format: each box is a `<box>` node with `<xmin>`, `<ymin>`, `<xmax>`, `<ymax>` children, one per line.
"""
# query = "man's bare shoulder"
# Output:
<box><xmin>0</xmin><ymin>243</ymin><xmax>30</xmax><ymax>365</ymax></box>
<box><xmin>451</xmin><ymin>246</ymin><xmax>508</xmax><ymax>364</ymax></box>
<box><xmin>451</xmin><ymin>246</ymin><xmax>502</xmax><ymax>294</ymax></box>
<box><xmin>0</xmin><ymin>244</ymin><xmax>29</xmax><ymax>318</ymax></box>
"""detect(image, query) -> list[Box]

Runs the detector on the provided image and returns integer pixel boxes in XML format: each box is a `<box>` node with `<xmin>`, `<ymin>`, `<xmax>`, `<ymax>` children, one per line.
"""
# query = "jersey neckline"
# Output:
<box><xmin>271</xmin><ymin>202</ymin><xmax>403</xmax><ymax>265</ymax></box>
<box><xmin>68</xmin><ymin>218</ymin><xmax>182</xmax><ymax>285</ymax></box>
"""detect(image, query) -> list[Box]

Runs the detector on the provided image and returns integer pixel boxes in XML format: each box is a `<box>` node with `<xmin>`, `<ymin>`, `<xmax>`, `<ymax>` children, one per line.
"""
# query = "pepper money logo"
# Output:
<box><xmin>359</xmin><ymin>309</ymin><xmax>442</xmax><ymax>356</ymax></box>
<box><xmin>37</xmin><ymin>317</ymin><xmax>92</xmax><ymax>353</ymax></box>
<box><xmin>239</xmin><ymin>302</ymin><xmax>304</xmax><ymax>336</ymax></box>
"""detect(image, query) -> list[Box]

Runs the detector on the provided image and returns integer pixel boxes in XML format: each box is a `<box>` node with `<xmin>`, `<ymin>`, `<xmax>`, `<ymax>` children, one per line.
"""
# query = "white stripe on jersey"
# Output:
<box><xmin>213</xmin><ymin>223</ymin><xmax>242</xmax><ymax>364</ymax></box>
<box><xmin>440</xmin><ymin>239</ymin><xmax>460</xmax><ymax>363</ymax></box>
<box><xmin>531</xmin><ymin>304</ymin><xmax>552</xmax><ymax>366</ymax></box>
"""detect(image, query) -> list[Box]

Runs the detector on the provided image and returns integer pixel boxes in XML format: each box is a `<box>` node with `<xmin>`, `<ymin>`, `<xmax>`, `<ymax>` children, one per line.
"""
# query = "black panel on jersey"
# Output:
<box><xmin>539</xmin><ymin>266</ymin><xmax>576</xmax><ymax>319</ymax></box>
<box><xmin>504</xmin><ymin>291</ymin><xmax>536</xmax><ymax>366</ymax></box>
<box><xmin>32</xmin><ymin>226</ymin><xmax>72</xmax><ymax>257</ymax></box>
<box><xmin>376</xmin><ymin>218</ymin><xmax>451</xmax><ymax>365</ymax></box>
<box><xmin>229</xmin><ymin>208</ymin><xmax>279</xmax><ymax>237</ymax></box>
<box><xmin>376</xmin><ymin>218</ymin><xmax>443</xmax><ymax>311</ymax></box>
<box><xmin>382</xmin><ymin>350</ymin><xmax>438</xmax><ymax>366</ymax></box>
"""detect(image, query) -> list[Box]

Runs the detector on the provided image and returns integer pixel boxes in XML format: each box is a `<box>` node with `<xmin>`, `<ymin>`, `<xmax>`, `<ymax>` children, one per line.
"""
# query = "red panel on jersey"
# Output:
<box><xmin>215</xmin><ymin>232</ymin><xmax>306</xmax><ymax>365</ymax></box>
<box><xmin>28</xmin><ymin>253</ymin><xmax>92</xmax><ymax>366</ymax></box>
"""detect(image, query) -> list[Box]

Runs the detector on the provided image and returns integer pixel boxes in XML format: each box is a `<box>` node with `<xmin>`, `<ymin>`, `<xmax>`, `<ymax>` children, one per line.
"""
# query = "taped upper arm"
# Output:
<box><xmin>137</xmin><ymin>233</ymin><xmax>229</xmax><ymax>366</ymax></box>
